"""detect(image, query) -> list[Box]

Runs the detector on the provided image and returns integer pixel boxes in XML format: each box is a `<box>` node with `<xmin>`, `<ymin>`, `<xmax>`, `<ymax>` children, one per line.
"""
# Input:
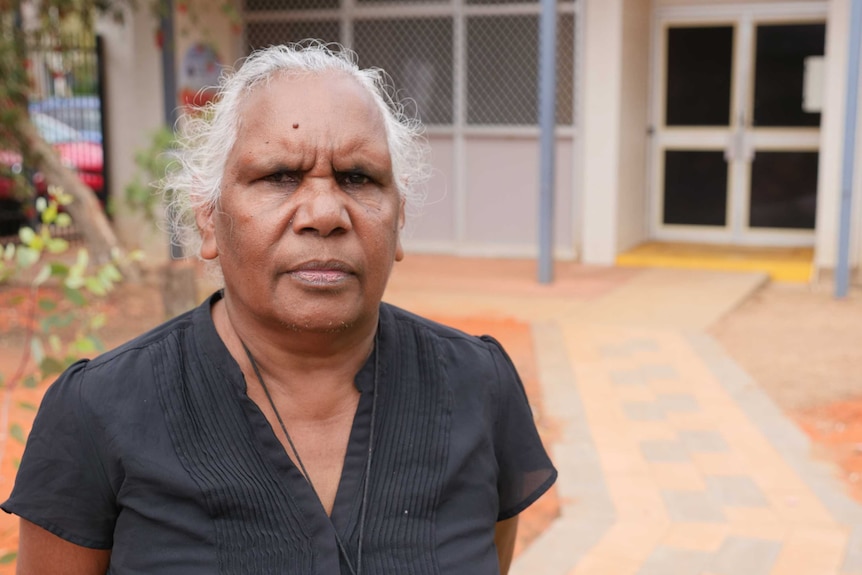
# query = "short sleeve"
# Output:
<box><xmin>480</xmin><ymin>336</ymin><xmax>557</xmax><ymax>521</ymax></box>
<box><xmin>1</xmin><ymin>360</ymin><xmax>118</xmax><ymax>549</ymax></box>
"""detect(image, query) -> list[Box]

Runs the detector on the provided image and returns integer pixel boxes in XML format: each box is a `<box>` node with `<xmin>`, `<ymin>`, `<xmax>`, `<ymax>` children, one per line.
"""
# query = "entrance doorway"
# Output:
<box><xmin>650</xmin><ymin>4</ymin><xmax>827</xmax><ymax>246</ymax></box>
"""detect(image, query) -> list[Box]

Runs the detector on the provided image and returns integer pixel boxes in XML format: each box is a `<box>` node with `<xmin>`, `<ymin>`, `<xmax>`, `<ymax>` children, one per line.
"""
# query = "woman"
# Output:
<box><xmin>4</xmin><ymin>42</ymin><xmax>557</xmax><ymax>574</ymax></box>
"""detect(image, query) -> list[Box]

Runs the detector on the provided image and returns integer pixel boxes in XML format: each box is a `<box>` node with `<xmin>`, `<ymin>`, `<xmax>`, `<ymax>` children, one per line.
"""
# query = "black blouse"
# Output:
<box><xmin>3</xmin><ymin>293</ymin><xmax>556</xmax><ymax>574</ymax></box>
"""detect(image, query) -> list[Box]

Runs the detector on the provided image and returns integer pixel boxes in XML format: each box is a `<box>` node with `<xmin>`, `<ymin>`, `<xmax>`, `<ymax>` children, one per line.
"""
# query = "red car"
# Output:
<box><xmin>0</xmin><ymin>112</ymin><xmax>104</xmax><ymax>234</ymax></box>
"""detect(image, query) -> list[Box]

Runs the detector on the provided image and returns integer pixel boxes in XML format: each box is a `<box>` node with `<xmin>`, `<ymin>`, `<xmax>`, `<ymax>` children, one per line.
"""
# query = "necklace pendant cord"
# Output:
<box><xmin>239</xmin><ymin>331</ymin><xmax>379</xmax><ymax>575</ymax></box>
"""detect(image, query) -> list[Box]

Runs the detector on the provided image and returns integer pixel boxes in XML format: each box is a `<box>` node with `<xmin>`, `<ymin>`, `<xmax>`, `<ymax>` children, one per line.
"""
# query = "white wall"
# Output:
<box><xmin>97</xmin><ymin>7</ymin><xmax>167</xmax><ymax>262</ymax></box>
<box><xmin>403</xmin><ymin>135</ymin><xmax>457</xmax><ymax>249</ymax></box>
<box><xmin>580</xmin><ymin>0</ymin><xmax>652</xmax><ymax>264</ymax></box>
<box><xmin>581</xmin><ymin>0</ymin><xmax>624</xmax><ymax>264</ymax></box>
<box><xmin>406</xmin><ymin>135</ymin><xmax>575</xmax><ymax>258</ymax></box>
<box><xmin>616</xmin><ymin>0</ymin><xmax>652</xmax><ymax>253</ymax></box>
<box><xmin>462</xmin><ymin>137</ymin><xmax>574</xmax><ymax>257</ymax></box>
<box><xmin>656</xmin><ymin>0</ymin><xmax>816</xmax><ymax>4</ymax></box>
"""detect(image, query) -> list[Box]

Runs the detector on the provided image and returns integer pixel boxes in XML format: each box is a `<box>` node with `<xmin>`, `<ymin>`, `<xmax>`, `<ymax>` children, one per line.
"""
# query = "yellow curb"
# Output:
<box><xmin>616</xmin><ymin>242</ymin><xmax>813</xmax><ymax>283</ymax></box>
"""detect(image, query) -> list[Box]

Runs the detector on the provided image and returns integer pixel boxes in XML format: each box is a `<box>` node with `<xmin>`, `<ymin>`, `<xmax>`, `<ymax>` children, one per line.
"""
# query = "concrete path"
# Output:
<box><xmin>385</xmin><ymin>255</ymin><xmax>862</xmax><ymax>575</ymax></box>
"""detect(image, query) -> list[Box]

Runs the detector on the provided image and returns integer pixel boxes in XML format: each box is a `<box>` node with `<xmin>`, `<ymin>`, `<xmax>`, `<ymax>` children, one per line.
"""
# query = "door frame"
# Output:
<box><xmin>648</xmin><ymin>2</ymin><xmax>828</xmax><ymax>246</ymax></box>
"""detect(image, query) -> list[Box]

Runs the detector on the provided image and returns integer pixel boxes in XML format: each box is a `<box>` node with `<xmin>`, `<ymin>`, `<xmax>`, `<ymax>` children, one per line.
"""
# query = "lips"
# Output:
<box><xmin>287</xmin><ymin>260</ymin><xmax>354</xmax><ymax>286</ymax></box>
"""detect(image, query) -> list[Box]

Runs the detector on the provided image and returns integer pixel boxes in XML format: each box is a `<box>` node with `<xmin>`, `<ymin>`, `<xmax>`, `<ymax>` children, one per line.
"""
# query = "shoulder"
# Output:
<box><xmin>47</xmin><ymin>298</ymin><xmax>210</xmax><ymax>408</ymax></box>
<box><xmin>380</xmin><ymin>302</ymin><xmax>514</xmax><ymax>380</ymax></box>
<box><xmin>380</xmin><ymin>303</ymin><xmax>496</xmax><ymax>349</ymax></box>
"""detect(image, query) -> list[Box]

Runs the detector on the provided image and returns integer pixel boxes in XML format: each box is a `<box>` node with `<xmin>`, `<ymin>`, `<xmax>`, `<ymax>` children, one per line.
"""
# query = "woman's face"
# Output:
<box><xmin>197</xmin><ymin>71</ymin><xmax>405</xmax><ymax>334</ymax></box>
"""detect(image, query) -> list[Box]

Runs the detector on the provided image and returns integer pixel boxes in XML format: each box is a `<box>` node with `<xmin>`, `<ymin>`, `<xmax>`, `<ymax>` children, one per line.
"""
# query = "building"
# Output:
<box><xmin>101</xmin><ymin>0</ymin><xmax>862</xmax><ymax>281</ymax></box>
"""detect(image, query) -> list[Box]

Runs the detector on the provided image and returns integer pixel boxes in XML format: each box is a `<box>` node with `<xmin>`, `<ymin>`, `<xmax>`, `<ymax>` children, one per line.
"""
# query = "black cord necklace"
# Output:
<box><xmin>240</xmin><ymin>332</ymin><xmax>379</xmax><ymax>575</ymax></box>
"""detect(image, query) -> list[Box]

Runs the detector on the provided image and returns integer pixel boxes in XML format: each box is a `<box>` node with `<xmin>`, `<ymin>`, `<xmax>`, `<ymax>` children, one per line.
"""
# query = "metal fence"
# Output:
<box><xmin>242</xmin><ymin>0</ymin><xmax>576</xmax><ymax>128</ymax></box>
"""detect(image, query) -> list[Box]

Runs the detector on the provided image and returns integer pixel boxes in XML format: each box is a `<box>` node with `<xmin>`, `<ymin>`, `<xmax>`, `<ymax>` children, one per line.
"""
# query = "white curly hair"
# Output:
<box><xmin>162</xmin><ymin>40</ymin><xmax>429</xmax><ymax>264</ymax></box>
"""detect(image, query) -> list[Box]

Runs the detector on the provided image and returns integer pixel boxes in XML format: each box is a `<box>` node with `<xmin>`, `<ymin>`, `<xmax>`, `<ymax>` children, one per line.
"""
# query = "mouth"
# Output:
<box><xmin>286</xmin><ymin>260</ymin><xmax>355</xmax><ymax>286</ymax></box>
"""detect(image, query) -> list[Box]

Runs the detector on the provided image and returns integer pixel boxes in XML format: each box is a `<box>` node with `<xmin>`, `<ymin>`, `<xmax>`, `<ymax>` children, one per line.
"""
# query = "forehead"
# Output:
<box><xmin>234</xmin><ymin>70</ymin><xmax>389</xmax><ymax>149</ymax></box>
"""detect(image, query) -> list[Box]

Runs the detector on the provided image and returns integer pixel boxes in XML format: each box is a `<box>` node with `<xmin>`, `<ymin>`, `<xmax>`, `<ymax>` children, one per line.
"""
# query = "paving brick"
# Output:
<box><xmin>611</xmin><ymin>370</ymin><xmax>646</xmax><ymax>386</ymax></box>
<box><xmin>657</xmin><ymin>393</ymin><xmax>701</xmax><ymax>414</ymax></box>
<box><xmin>640</xmin><ymin>439</ymin><xmax>690</xmax><ymax>462</ymax></box>
<box><xmin>706</xmin><ymin>536</ymin><xmax>781</xmax><ymax>575</ymax></box>
<box><xmin>841</xmin><ymin>526</ymin><xmax>862</xmax><ymax>574</ymax></box>
<box><xmin>678</xmin><ymin>430</ymin><xmax>729</xmax><ymax>453</ymax></box>
<box><xmin>637</xmin><ymin>546</ymin><xmax>711</xmax><ymax>575</ymax></box>
<box><xmin>568</xmin><ymin>552</ymin><xmax>642</xmax><ymax>575</ymax></box>
<box><xmin>649</xmin><ymin>462</ymin><xmax>707</xmax><ymax>490</ymax></box>
<box><xmin>705</xmin><ymin>475</ymin><xmax>768</xmax><ymax>507</ymax></box>
<box><xmin>640</xmin><ymin>363</ymin><xmax>679</xmax><ymax>380</ymax></box>
<box><xmin>661</xmin><ymin>489</ymin><xmax>727</xmax><ymax>523</ymax></box>
<box><xmin>771</xmin><ymin>526</ymin><xmax>850</xmax><ymax>574</ymax></box>
<box><xmin>623</xmin><ymin>401</ymin><xmax>666</xmax><ymax>421</ymax></box>
<box><xmin>722</xmin><ymin>507</ymin><xmax>783</xmax><ymax>529</ymax></box>
<box><xmin>661</xmin><ymin>523</ymin><xmax>729</xmax><ymax>552</ymax></box>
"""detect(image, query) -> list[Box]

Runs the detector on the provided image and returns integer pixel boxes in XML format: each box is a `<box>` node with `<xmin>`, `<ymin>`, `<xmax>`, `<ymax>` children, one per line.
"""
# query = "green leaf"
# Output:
<box><xmin>10</xmin><ymin>423</ymin><xmax>26</xmax><ymax>444</ymax></box>
<box><xmin>100</xmin><ymin>263</ymin><xmax>122</xmax><ymax>283</ymax></box>
<box><xmin>38</xmin><ymin>297</ymin><xmax>57</xmax><ymax>312</ymax></box>
<box><xmin>22</xmin><ymin>376</ymin><xmax>37</xmax><ymax>389</ymax></box>
<box><xmin>42</xmin><ymin>202</ymin><xmax>58</xmax><ymax>224</ymax></box>
<box><xmin>29</xmin><ymin>337</ymin><xmax>44</xmax><ymax>366</ymax></box>
<box><xmin>33</xmin><ymin>264</ymin><xmax>51</xmax><ymax>286</ymax></box>
<box><xmin>25</xmin><ymin>233</ymin><xmax>44</xmax><ymax>251</ymax></box>
<box><xmin>18</xmin><ymin>226</ymin><xmax>35</xmax><ymax>245</ymax></box>
<box><xmin>47</xmin><ymin>237</ymin><xmax>70</xmax><ymax>254</ymax></box>
<box><xmin>65</xmin><ymin>274</ymin><xmax>85</xmax><ymax>290</ymax></box>
<box><xmin>89</xmin><ymin>312</ymin><xmax>107</xmax><ymax>330</ymax></box>
<box><xmin>89</xmin><ymin>335</ymin><xmax>105</xmax><ymax>353</ymax></box>
<box><xmin>0</xmin><ymin>552</ymin><xmax>17</xmax><ymax>565</ymax></box>
<box><xmin>74</xmin><ymin>337</ymin><xmax>98</xmax><ymax>354</ymax></box>
<box><xmin>76</xmin><ymin>248</ymin><xmax>89</xmax><ymax>269</ymax></box>
<box><xmin>39</xmin><ymin>356</ymin><xmax>66</xmax><ymax>377</ymax></box>
<box><xmin>17</xmin><ymin>401</ymin><xmax>37</xmax><ymax>412</ymax></box>
<box><xmin>56</xmin><ymin>213</ymin><xmax>72</xmax><ymax>227</ymax></box>
<box><xmin>63</xmin><ymin>285</ymin><xmax>87</xmax><ymax>307</ymax></box>
<box><xmin>16</xmin><ymin>246</ymin><xmax>39</xmax><ymax>268</ymax></box>
<box><xmin>48</xmin><ymin>334</ymin><xmax>62</xmax><ymax>354</ymax></box>
<box><xmin>85</xmin><ymin>276</ymin><xmax>107</xmax><ymax>296</ymax></box>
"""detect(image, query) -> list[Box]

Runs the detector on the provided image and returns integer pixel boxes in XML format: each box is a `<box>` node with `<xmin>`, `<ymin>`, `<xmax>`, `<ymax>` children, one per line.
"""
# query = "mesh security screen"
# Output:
<box><xmin>242</xmin><ymin>0</ymin><xmax>576</xmax><ymax>127</ymax></box>
<box><xmin>247</xmin><ymin>20</ymin><xmax>341</xmax><ymax>50</ymax></box>
<box><xmin>354</xmin><ymin>18</ymin><xmax>454</xmax><ymax>125</ymax></box>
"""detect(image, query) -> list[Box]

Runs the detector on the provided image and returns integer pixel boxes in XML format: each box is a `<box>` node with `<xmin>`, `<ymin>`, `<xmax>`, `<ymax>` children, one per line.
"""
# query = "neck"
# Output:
<box><xmin>211</xmin><ymin>295</ymin><xmax>378</xmax><ymax>403</ymax></box>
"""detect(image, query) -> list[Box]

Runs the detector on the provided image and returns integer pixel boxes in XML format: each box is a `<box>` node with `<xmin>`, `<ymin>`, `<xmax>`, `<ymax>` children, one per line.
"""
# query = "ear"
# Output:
<box><xmin>196</xmin><ymin>204</ymin><xmax>219</xmax><ymax>260</ymax></box>
<box><xmin>394</xmin><ymin>197</ymin><xmax>406</xmax><ymax>262</ymax></box>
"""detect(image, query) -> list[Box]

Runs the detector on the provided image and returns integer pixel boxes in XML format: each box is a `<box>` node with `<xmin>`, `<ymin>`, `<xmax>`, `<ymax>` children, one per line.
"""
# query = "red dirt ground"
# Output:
<box><xmin>795</xmin><ymin>401</ymin><xmax>862</xmax><ymax>504</ymax></box>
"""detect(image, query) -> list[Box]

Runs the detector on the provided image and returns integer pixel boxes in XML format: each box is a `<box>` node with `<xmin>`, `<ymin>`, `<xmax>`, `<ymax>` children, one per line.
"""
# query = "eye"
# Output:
<box><xmin>339</xmin><ymin>171</ymin><xmax>373</xmax><ymax>188</ymax></box>
<box><xmin>261</xmin><ymin>170</ymin><xmax>301</xmax><ymax>186</ymax></box>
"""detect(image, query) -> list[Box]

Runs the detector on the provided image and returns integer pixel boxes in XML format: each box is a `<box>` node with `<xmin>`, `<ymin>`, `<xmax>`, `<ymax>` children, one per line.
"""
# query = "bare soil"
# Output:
<box><xmin>709</xmin><ymin>280</ymin><xmax>862</xmax><ymax>503</ymax></box>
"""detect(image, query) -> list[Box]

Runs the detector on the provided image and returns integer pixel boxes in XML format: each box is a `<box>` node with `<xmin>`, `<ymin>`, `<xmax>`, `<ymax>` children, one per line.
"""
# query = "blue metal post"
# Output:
<box><xmin>537</xmin><ymin>0</ymin><xmax>557</xmax><ymax>284</ymax></box>
<box><xmin>160</xmin><ymin>0</ymin><xmax>183</xmax><ymax>260</ymax></box>
<box><xmin>836</xmin><ymin>0</ymin><xmax>862</xmax><ymax>298</ymax></box>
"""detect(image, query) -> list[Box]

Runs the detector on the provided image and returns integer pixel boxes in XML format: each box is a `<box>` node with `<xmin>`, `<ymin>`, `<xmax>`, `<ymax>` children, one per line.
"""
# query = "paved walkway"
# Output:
<box><xmin>385</xmin><ymin>255</ymin><xmax>862</xmax><ymax>575</ymax></box>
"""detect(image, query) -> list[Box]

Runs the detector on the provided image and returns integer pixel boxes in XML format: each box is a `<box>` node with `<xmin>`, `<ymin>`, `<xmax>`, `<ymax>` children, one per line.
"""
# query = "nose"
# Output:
<box><xmin>290</xmin><ymin>176</ymin><xmax>352</xmax><ymax>237</ymax></box>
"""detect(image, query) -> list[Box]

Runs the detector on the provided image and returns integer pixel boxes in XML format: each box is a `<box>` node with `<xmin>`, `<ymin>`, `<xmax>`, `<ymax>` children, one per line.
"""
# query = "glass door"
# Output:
<box><xmin>651</xmin><ymin>7</ymin><xmax>827</xmax><ymax>246</ymax></box>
